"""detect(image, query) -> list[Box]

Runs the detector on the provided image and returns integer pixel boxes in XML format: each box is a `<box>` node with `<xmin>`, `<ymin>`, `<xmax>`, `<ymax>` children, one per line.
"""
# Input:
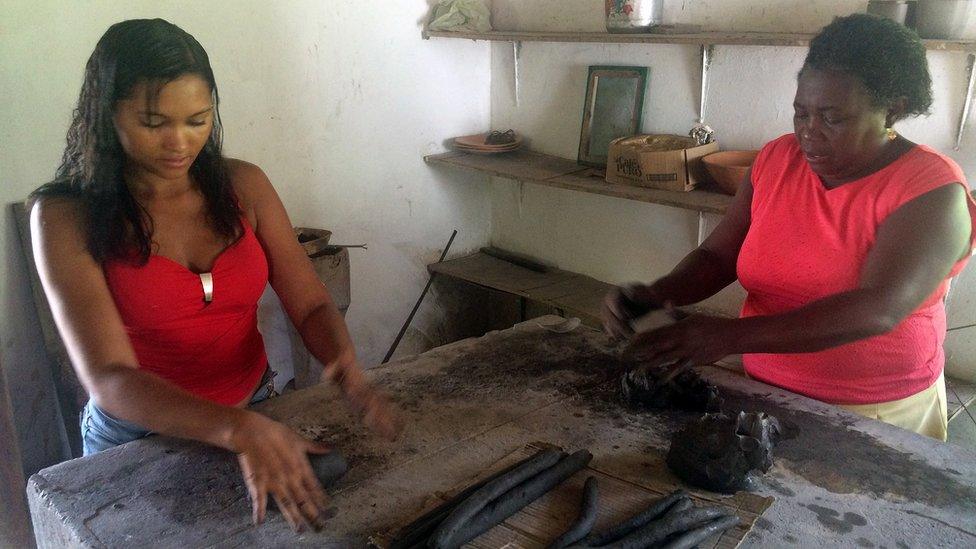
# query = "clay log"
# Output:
<box><xmin>391</xmin><ymin>448</ymin><xmax>560</xmax><ymax>549</ymax></box>
<box><xmin>428</xmin><ymin>448</ymin><xmax>565</xmax><ymax>548</ymax></box>
<box><xmin>580</xmin><ymin>490</ymin><xmax>688</xmax><ymax>546</ymax></box>
<box><xmin>548</xmin><ymin>476</ymin><xmax>600</xmax><ymax>549</ymax></box>
<box><xmin>446</xmin><ymin>449</ymin><xmax>593</xmax><ymax>548</ymax></box>
<box><xmin>659</xmin><ymin>514</ymin><xmax>740</xmax><ymax>549</ymax></box>
<box><xmin>603</xmin><ymin>505</ymin><xmax>735</xmax><ymax>549</ymax></box>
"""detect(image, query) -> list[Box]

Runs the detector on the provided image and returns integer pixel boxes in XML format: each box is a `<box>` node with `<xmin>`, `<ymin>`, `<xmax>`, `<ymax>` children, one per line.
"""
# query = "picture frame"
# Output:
<box><xmin>577</xmin><ymin>65</ymin><xmax>648</xmax><ymax>168</ymax></box>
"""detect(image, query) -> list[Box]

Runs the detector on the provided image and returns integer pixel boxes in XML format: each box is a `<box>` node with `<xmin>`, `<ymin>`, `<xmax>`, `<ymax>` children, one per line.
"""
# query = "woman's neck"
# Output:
<box><xmin>124</xmin><ymin>165</ymin><xmax>195</xmax><ymax>203</ymax></box>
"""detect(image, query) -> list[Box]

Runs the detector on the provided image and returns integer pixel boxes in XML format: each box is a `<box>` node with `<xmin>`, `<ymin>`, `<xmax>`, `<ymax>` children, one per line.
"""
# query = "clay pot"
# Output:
<box><xmin>702</xmin><ymin>150</ymin><xmax>759</xmax><ymax>195</ymax></box>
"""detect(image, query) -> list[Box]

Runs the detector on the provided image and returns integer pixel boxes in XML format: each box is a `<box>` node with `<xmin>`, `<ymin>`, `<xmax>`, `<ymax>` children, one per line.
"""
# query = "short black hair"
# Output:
<box><xmin>803</xmin><ymin>13</ymin><xmax>932</xmax><ymax>120</ymax></box>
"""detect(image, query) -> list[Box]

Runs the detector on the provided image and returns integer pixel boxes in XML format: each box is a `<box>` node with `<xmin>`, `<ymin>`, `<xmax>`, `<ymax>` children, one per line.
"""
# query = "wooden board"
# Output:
<box><xmin>422</xmin><ymin>29</ymin><xmax>976</xmax><ymax>52</ymax></box>
<box><xmin>378</xmin><ymin>442</ymin><xmax>773</xmax><ymax>548</ymax></box>
<box><xmin>425</xmin><ymin>151</ymin><xmax>734</xmax><ymax>214</ymax></box>
<box><xmin>430</xmin><ymin>253</ymin><xmax>612</xmax><ymax>324</ymax></box>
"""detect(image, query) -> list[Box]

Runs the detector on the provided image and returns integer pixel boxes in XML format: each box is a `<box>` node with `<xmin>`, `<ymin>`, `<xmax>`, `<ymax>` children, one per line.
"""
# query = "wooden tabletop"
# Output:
<box><xmin>27</xmin><ymin>318</ymin><xmax>976</xmax><ymax>547</ymax></box>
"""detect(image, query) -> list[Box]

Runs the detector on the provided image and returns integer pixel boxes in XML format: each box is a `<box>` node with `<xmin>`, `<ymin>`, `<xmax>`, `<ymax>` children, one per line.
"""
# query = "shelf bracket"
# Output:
<box><xmin>513</xmin><ymin>41</ymin><xmax>523</xmax><ymax>108</ymax></box>
<box><xmin>955</xmin><ymin>53</ymin><xmax>976</xmax><ymax>151</ymax></box>
<box><xmin>698</xmin><ymin>44</ymin><xmax>715</xmax><ymax>124</ymax></box>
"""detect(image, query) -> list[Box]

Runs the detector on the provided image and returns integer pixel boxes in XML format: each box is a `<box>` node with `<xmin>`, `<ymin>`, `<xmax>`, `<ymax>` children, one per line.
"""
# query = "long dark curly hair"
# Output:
<box><xmin>803</xmin><ymin>13</ymin><xmax>933</xmax><ymax>121</ymax></box>
<box><xmin>32</xmin><ymin>18</ymin><xmax>241</xmax><ymax>264</ymax></box>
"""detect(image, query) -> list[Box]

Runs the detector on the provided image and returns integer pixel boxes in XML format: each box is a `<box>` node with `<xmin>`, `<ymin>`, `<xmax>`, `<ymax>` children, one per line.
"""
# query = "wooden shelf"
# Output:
<box><xmin>424</xmin><ymin>150</ymin><xmax>734</xmax><ymax>214</ymax></box>
<box><xmin>430</xmin><ymin>252</ymin><xmax>613</xmax><ymax>324</ymax></box>
<box><xmin>423</xmin><ymin>29</ymin><xmax>976</xmax><ymax>52</ymax></box>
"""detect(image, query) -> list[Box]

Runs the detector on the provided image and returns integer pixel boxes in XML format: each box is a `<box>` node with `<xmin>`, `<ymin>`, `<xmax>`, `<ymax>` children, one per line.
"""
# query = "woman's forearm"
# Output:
<box><xmin>296</xmin><ymin>299</ymin><xmax>357</xmax><ymax>379</ymax></box>
<box><xmin>731</xmin><ymin>288</ymin><xmax>899</xmax><ymax>354</ymax></box>
<box><xmin>87</xmin><ymin>365</ymin><xmax>249</xmax><ymax>451</ymax></box>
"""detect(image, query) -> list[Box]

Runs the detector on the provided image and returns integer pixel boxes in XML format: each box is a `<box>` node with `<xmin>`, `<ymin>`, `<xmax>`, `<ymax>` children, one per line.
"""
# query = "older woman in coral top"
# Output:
<box><xmin>31</xmin><ymin>19</ymin><xmax>398</xmax><ymax>533</ymax></box>
<box><xmin>603</xmin><ymin>14</ymin><xmax>976</xmax><ymax>441</ymax></box>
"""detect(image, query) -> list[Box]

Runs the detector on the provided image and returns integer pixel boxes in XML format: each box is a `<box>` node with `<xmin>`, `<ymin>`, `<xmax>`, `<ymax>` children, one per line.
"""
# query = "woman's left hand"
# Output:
<box><xmin>625</xmin><ymin>314</ymin><xmax>740</xmax><ymax>367</ymax></box>
<box><xmin>322</xmin><ymin>364</ymin><xmax>402</xmax><ymax>441</ymax></box>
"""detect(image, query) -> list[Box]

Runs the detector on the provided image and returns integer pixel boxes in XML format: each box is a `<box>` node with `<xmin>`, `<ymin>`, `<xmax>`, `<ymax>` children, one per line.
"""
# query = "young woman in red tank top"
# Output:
<box><xmin>30</xmin><ymin>19</ymin><xmax>398</xmax><ymax>532</ymax></box>
<box><xmin>602</xmin><ymin>15</ymin><xmax>976</xmax><ymax>440</ymax></box>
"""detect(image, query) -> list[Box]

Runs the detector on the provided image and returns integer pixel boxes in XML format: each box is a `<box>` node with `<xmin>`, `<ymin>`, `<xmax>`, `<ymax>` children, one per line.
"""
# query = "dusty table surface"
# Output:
<box><xmin>27</xmin><ymin>317</ymin><xmax>976</xmax><ymax>548</ymax></box>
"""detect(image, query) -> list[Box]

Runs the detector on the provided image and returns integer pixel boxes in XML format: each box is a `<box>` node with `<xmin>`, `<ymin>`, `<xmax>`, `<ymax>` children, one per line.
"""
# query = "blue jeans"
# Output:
<box><xmin>81</xmin><ymin>369</ymin><xmax>277</xmax><ymax>456</ymax></box>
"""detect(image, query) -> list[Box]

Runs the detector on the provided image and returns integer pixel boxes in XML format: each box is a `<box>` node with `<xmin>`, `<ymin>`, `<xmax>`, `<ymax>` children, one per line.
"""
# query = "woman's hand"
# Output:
<box><xmin>624</xmin><ymin>314</ymin><xmax>740</xmax><ymax>367</ymax></box>
<box><xmin>231</xmin><ymin>411</ymin><xmax>333</xmax><ymax>532</ymax></box>
<box><xmin>602</xmin><ymin>283</ymin><xmax>665</xmax><ymax>339</ymax></box>
<box><xmin>322</xmin><ymin>364</ymin><xmax>402</xmax><ymax>441</ymax></box>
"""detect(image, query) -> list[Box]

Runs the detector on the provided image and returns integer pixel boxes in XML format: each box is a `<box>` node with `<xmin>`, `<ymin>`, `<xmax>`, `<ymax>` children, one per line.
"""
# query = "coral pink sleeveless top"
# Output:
<box><xmin>104</xmin><ymin>218</ymin><xmax>269</xmax><ymax>406</ymax></box>
<box><xmin>738</xmin><ymin>134</ymin><xmax>976</xmax><ymax>404</ymax></box>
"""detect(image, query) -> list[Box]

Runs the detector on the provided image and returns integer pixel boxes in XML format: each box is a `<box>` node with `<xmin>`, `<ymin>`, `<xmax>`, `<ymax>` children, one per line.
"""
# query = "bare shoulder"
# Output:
<box><xmin>30</xmin><ymin>195</ymin><xmax>86</xmax><ymax>244</ymax></box>
<box><xmin>226</xmin><ymin>158</ymin><xmax>277</xmax><ymax>204</ymax></box>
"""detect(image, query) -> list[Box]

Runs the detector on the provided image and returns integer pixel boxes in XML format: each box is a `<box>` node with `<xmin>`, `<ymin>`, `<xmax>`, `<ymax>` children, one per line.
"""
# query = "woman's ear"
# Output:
<box><xmin>885</xmin><ymin>96</ymin><xmax>909</xmax><ymax>127</ymax></box>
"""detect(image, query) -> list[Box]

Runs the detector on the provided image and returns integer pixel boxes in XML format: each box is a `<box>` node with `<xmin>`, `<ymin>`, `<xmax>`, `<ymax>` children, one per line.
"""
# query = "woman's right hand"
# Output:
<box><xmin>602</xmin><ymin>283</ymin><xmax>664</xmax><ymax>339</ymax></box>
<box><xmin>230</xmin><ymin>411</ymin><xmax>332</xmax><ymax>532</ymax></box>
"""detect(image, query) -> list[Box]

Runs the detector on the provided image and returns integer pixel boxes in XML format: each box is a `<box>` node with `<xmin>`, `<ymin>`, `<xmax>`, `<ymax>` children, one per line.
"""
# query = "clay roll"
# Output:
<box><xmin>428</xmin><ymin>448</ymin><xmax>565</xmax><ymax>548</ymax></box>
<box><xmin>392</xmin><ymin>448</ymin><xmax>561</xmax><ymax>548</ymax></box>
<box><xmin>602</xmin><ymin>504</ymin><xmax>736</xmax><ymax>549</ymax></box>
<box><xmin>579</xmin><ymin>490</ymin><xmax>688</xmax><ymax>546</ymax></box>
<box><xmin>548</xmin><ymin>476</ymin><xmax>600</xmax><ymax>549</ymax></box>
<box><xmin>441</xmin><ymin>449</ymin><xmax>594</xmax><ymax>548</ymax></box>
<box><xmin>659</xmin><ymin>514</ymin><xmax>740</xmax><ymax>549</ymax></box>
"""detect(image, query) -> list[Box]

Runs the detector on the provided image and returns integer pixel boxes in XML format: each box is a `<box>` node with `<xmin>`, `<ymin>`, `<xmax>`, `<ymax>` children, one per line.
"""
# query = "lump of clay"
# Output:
<box><xmin>620</xmin><ymin>365</ymin><xmax>722</xmax><ymax>412</ymax></box>
<box><xmin>666</xmin><ymin>411</ymin><xmax>780</xmax><ymax>494</ymax></box>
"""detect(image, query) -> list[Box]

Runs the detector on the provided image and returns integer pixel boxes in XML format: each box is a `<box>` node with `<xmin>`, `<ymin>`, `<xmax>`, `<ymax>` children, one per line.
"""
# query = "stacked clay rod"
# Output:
<box><xmin>569</xmin><ymin>490</ymin><xmax>740</xmax><ymax>549</ymax></box>
<box><xmin>391</xmin><ymin>448</ymin><xmax>593</xmax><ymax>549</ymax></box>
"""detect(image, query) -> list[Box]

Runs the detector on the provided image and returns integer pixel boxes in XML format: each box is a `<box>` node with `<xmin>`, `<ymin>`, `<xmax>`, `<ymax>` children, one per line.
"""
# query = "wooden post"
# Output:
<box><xmin>0</xmin><ymin>359</ymin><xmax>36</xmax><ymax>548</ymax></box>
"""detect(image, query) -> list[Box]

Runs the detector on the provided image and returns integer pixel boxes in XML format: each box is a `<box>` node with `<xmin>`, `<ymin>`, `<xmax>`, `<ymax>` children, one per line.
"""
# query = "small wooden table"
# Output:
<box><xmin>27</xmin><ymin>318</ymin><xmax>976</xmax><ymax>547</ymax></box>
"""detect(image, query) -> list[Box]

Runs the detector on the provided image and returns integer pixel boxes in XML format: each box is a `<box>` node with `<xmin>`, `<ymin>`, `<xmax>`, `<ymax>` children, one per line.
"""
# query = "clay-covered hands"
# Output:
<box><xmin>322</xmin><ymin>363</ymin><xmax>401</xmax><ymax>441</ymax></box>
<box><xmin>231</xmin><ymin>411</ymin><xmax>333</xmax><ymax>532</ymax></box>
<box><xmin>601</xmin><ymin>282</ymin><xmax>666</xmax><ymax>339</ymax></box>
<box><xmin>624</xmin><ymin>313</ymin><xmax>739</xmax><ymax>367</ymax></box>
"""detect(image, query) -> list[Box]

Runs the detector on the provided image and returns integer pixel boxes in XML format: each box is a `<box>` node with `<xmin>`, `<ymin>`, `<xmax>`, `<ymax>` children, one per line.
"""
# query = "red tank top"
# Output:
<box><xmin>104</xmin><ymin>218</ymin><xmax>269</xmax><ymax>406</ymax></box>
<box><xmin>738</xmin><ymin>134</ymin><xmax>976</xmax><ymax>404</ymax></box>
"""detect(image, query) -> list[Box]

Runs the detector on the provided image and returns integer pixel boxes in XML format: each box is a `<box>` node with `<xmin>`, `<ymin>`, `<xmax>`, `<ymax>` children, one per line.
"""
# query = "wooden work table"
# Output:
<box><xmin>27</xmin><ymin>318</ymin><xmax>976</xmax><ymax>547</ymax></box>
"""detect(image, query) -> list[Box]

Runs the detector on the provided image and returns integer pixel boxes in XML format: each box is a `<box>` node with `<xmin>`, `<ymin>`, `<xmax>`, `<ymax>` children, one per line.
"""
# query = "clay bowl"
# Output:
<box><xmin>702</xmin><ymin>150</ymin><xmax>759</xmax><ymax>195</ymax></box>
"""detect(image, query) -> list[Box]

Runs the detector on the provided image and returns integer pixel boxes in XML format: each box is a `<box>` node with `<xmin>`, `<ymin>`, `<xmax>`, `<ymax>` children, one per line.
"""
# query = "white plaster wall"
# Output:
<box><xmin>485</xmin><ymin>0</ymin><xmax>976</xmax><ymax>378</ymax></box>
<box><xmin>0</xmin><ymin>0</ymin><xmax>491</xmax><ymax>471</ymax></box>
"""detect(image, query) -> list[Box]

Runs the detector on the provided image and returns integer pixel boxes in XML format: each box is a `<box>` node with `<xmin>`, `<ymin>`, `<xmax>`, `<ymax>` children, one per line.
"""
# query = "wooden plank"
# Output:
<box><xmin>430</xmin><ymin>253</ymin><xmax>579</xmax><ymax>296</ymax></box>
<box><xmin>422</xmin><ymin>29</ymin><xmax>976</xmax><ymax>52</ymax></box>
<box><xmin>430</xmin><ymin>252</ymin><xmax>614</xmax><ymax>324</ymax></box>
<box><xmin>426</xmin><ymin>149</ymin><xmax>586</xmax><ymax>181</ymax></box>
<box><xmin>11</xmin><ymin>201</ymin><xmax>85</xmax><ymax>458</ymax></box>
<box><xmin>425</xmin><ymin>150</ymin><xmax>733</xmax><ymax>214</ymax></box>
<box><xmin>0</xmin><ymin>358</ymin><xmax>35</xmax><ymax>548</ymax></box>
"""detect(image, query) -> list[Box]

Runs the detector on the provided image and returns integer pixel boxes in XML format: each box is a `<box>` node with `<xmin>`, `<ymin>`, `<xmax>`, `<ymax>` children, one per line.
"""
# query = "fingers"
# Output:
<box><xmin>241</xmin><ymin>463</ymin><xmax>267</xmax><ymax>525</ymax></box>
<box><xmin>272</xmin><ymin>488</ymin><xmax>307</xmax><ymax>533</ymax></box>
<box><xmin>602</xmin><ymin>290</ymin><xmax>635</xmax><ymax>339</ymax></box>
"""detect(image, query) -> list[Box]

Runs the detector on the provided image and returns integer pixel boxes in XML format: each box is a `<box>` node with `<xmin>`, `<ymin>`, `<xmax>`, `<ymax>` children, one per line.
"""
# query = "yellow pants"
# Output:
<box><xmin>838</xmin><ymin>372</ymin><xmax>948</xmax><ymax>441</ymax></box>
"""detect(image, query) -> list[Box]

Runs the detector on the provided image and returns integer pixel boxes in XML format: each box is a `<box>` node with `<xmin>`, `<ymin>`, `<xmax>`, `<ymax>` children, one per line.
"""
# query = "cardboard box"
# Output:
<box><xmin>606</xmin><ymin>134</ymin><xmax>719</xmax><ymax>191</ymax></box>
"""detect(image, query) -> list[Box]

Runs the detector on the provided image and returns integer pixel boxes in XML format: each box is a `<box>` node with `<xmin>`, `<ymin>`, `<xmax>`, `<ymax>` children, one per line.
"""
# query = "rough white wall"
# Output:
<box><xmin>0</xmin><ymin>0</ymin><xmax>491</xmax><ymax>471</ymax></box>
<box><xmin>485</xmin><ymin>0</ymin><xmax>976</xmax><ymax>379</ymax></box>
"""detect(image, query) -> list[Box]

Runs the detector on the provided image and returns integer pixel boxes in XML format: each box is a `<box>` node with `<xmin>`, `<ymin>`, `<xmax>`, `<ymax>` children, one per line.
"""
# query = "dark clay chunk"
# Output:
<box><xmin>666</xmin><ymin>411</ymin><xmax>780</xmax><ymax>494</ymax></box>
<box><xmin>619</xmin><ymin>365</ymin><xmax>722</xmax><ymax>412</ymax></box>
<box><xmin>581</xmin><ymin>490</ymin><xmax>689</xmax><ymax>546</ymax></box>
<box><xmin>448</xmin><ymin>449</ymin><xmax>594</xmax><ymax>548</ymax></box>
<box><xmin>548</xmin><ymin>476</ymin><xmax>600</xmax><ymax>549</ymax></box>
<box><xmin>309</xmin><ymin>450</ymin><xmax>349</xmax><ymax>488</ymax></box>
<box><xmin>429</xmin><ymin>448</ymin><xmax>565</xmax><ymax>548</ymax></box>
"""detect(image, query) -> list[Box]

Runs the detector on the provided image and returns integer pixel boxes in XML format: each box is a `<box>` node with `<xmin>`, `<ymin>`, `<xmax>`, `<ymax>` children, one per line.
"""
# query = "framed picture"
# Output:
<box><xmin>578</xmin><ymin>65</ymin><xmax>648</xmax><ymax>167</ymax></box>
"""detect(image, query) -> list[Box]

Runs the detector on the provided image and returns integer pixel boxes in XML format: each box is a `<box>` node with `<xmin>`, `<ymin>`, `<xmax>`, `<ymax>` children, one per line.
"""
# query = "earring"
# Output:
<box><xmin>886</xmin><ymin>127</ymin><xmax>898</xmax><ymax>141</ymax></box>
